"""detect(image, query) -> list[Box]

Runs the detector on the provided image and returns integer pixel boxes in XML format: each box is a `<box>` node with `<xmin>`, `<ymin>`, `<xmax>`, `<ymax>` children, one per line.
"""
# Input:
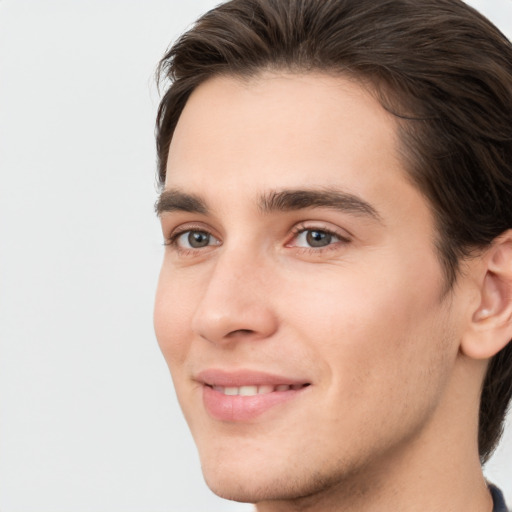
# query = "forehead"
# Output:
<box><xmin>164</xmin><ymin>72</ymin><xmax>420</xmax><ymax>217</ymax></box>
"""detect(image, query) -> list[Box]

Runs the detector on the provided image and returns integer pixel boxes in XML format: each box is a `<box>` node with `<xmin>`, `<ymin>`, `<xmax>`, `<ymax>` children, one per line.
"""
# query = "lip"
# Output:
<box><xmin>196</xmin><ymin>369</ymin><xmax>311</xmax><ymax>422</ymax></box>
<box><xmin>196</xmin><ymin>368</ymin><xmax>309</xmax><ymax>387</ymax></box>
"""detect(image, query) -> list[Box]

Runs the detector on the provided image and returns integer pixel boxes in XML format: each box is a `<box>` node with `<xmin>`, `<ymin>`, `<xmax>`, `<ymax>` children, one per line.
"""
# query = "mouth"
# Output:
<box><xmin>197</xmin><ymin>370</ymin><xmax>311</xmax><ymax>422</ymax></box>
<box><xmin>206</xmin><ymin>383</ymin><xmax>310</xmax><ymax>396</ymax></box>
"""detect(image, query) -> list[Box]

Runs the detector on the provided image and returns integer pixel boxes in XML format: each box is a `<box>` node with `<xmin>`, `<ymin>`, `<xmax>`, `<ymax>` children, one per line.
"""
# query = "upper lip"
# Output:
<box><xmin>195</xmin><ymin>369</ymin><xmax>310</xmax><ymax>387</ymax></box>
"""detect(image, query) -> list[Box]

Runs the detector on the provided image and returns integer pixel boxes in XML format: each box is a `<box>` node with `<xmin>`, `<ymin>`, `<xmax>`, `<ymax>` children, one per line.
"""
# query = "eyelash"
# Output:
<box><xmin>287</xmin><ymin>224</ymin><xmax>350</xmax><ymax>253</ymax></box>
<box><xmin>164</xmin><ymin>223</ymin><xmax>350</xmax><ymax>255</ymax></box>
<box><xmin>164</xmin><ymin>224</ymin><xmax>216</xmax><ymax>250</ymax></box>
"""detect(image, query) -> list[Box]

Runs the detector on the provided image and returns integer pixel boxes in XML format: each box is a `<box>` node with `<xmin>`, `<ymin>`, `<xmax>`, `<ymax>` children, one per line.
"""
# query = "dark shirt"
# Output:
<box><xmin>490</xmin><ymin>484</ymin><xmax>508</xmax><ymax>512</ymax></box>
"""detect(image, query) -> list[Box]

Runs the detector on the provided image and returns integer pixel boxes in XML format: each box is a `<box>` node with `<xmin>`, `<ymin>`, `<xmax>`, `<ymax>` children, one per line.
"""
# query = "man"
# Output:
<box><xmin>153</xmin><ymin>0</ymin><xmax>512</xmax><ymax>510</ymax></box>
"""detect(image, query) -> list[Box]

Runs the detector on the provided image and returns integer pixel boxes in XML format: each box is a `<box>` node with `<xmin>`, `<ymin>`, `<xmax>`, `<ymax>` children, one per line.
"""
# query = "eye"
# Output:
<box><xmin>294</xmin><ymin>229</ymin><xmax>339</xmax><ymax>248</ymax></box>
<box><xmin>173</xmin><ymin>230</ymin><xmax>220</xmax><ymax>249</ymax></box>
<box><xmin>288</xmin><ymin>226</ymin><xmax>348</xmax><ymax>250</ymax></box>
<box><xmin>296</xmin><ymin>229</ymin><xmax>337</xmax><ymax>248</ymax></box>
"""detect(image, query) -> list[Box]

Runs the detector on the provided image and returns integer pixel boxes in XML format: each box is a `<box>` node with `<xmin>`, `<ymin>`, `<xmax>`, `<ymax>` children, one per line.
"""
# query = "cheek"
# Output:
<box><xmin>278</xmin><ymin>262</ymin><xmax>454</xmax><ymax>457</ymax></box>
<box><xmin>153</xmin><ymin>266</ymin><xmax>197</xmax><ymax>369</ymax></box>
<box><xmin>281</xmin><ymin>255</ymin><xmax>450</xmax><ymax>392</ymax></box>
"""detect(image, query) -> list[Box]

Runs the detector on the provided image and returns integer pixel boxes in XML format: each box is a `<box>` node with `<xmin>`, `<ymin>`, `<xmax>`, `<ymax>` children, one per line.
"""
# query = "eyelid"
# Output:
<box><xmin>164</xmin><ymin>221</ymin><xmax>220</xmax><ymax>247</ymax></box>
<box><xmin>161</xmin><ymin>219</ymin><xmax>351</xmax><ymax>254</ymax></box>
<box><xmin>288</xmin><ymin>222</ymin><xmax>351</xmax><ymax>241</ymax></box>
<box><xmin>285</xmin><ymin>222</ymin><xmax>352</xmax><ymax>252</ymax></box>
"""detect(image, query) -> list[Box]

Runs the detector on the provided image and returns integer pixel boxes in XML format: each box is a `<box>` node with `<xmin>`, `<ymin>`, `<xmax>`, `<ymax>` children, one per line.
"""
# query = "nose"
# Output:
<box><xmin>191</xmin><ymin>250</ymin><xmax>279</xmax><ymax>345</ymax></box>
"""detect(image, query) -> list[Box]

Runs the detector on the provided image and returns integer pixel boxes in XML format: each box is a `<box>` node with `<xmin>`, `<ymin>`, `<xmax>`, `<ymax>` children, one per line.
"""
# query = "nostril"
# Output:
<box><xmin>227</xmin><ymin>328</ymin><xmax>255</xmax><ymax>337</ymax></box>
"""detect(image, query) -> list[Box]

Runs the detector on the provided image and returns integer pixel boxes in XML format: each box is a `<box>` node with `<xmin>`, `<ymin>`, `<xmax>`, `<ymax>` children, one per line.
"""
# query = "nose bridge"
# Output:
<box><xmin>191</xmin><ymin>244</ymin><xmax>277</xmax><ymax>344</ymax></box>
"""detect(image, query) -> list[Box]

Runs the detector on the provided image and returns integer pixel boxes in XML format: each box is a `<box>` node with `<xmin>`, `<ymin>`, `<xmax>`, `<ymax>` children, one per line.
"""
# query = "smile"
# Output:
<box><xmin>197</xmin><ymin>370</ymin><xmax>311</xmax><ymax>421</ymax></box>
<box><xmin>208</xmin><ymin>383</ymin><xmax>308</xmax><ymax>396</ymax></box>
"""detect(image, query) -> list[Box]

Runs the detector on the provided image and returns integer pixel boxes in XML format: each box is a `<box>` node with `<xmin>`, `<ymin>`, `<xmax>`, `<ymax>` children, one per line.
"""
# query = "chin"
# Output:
<box><xmin>198</xmin><ymin>443</ymin><xmax>356</xmax><ymax>506</ymax></box>
<box><xmin>203</xmin><ymin>471</ymin><xmax>267</xmax><ymax>503</ymax></box>
<box><xmin>197</xmin><ymin>445</ymin><xmax>275</xmax><ymax>502</ymax></box>
<box><xmin>197</xmin><ymin>444</ymin><xmax>293</xmax><ymax>503</ymax></box>
<box><xmin>202</xmin><ymin>466</ymin><xmax>314</xmax><ymax>504</ymax></box>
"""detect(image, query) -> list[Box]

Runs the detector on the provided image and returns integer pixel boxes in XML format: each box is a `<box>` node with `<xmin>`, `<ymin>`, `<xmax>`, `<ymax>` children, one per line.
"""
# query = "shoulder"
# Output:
<box><xmin>489</xmin><ymin>484</ymin><xmax>509</xmax><ymax>512</ymax></box>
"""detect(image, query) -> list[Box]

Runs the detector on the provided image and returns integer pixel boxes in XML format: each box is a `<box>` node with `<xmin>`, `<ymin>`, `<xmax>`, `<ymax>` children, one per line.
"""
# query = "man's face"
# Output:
<box><xmin>154</xmin><ymin>73</ymin><xmax>469</xmax><ymax>505</ymax></box>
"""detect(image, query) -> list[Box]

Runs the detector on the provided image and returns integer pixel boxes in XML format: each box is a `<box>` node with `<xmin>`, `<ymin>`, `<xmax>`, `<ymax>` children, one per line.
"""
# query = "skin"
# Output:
<box><xmin>154</xmin><ymin>73</ymin><xmax>495</xmax><ymax>511</ymax></box>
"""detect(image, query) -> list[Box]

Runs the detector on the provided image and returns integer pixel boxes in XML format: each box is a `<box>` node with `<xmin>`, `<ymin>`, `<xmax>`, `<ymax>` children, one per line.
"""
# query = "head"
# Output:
<box><xmin>154</xmin><ymin>0</ymin><xmax>512</xmax><ymax>505</ymax></box>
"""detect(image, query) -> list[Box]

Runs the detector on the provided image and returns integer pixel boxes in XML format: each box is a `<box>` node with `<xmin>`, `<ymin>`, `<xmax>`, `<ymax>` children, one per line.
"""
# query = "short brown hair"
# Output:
<box><xmin>155</xmin><ymin>0</ymin><xmax>512</xmax><ymax>462</ymax></box>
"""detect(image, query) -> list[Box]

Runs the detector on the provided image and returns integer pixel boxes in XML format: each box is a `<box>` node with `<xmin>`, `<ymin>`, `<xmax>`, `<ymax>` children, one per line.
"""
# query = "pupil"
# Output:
<box><xmin>188</xmin><ymin>231</ymin><xmax>210</xmax><ymax>248</ymax></box>
<box><xmin>306</xmin><ymin>230</ymin><xmax>331</xmax><ymax>247</ymax></box>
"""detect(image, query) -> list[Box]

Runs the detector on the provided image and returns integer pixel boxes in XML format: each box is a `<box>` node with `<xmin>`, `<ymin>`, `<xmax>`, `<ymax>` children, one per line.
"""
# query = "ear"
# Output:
<box><xmin>461</xmin><ymin>230</ymin><xmax>512</xmax><ymax>360</ymax></box>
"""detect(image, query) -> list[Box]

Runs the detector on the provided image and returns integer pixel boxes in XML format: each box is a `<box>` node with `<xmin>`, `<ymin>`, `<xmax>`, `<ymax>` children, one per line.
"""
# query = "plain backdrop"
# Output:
<box><xmin>1</xmin><ymin>1</ymin><xmax>511</xmax><ymax>511</ymax></box>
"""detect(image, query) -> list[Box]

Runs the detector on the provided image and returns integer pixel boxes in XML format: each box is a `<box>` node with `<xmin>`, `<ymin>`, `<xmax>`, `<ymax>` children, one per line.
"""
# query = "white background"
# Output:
<box><xmin>1</xmin><ymin>1</ymin><xmax>511</xmax><ymax>511</ymax></box>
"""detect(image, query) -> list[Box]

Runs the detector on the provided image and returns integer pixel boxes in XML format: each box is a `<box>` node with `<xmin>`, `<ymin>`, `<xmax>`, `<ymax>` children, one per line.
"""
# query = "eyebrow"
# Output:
<box><xmin>155</xmin><ymin>189</ymin><xmax>208</xmax><ymax>215</ymax></box>
<box><xmin>155</xmin><ymin>187</ymin><xmax>382</xmax><ymax>222</ymax></box>
<box><xmin>259</xmin><ymin>188</ymin><xmax>382</xmax><ymax>221</ymax></box>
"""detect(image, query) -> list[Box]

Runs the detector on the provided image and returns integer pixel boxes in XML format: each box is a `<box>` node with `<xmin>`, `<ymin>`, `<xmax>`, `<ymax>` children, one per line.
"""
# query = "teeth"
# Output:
<box><xmin>211</xmin><ymin>384</ymin><xmax>303</xmax><ymax>395</ymax></box>
<box><xmin>239</xmin><ymin>385</ymin><xmax>258</xmax><ymax>396</ymax></box>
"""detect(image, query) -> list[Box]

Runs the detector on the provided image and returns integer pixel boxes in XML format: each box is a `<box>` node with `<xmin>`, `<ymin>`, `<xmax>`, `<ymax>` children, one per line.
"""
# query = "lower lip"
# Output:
<box><xmin>202</xmin><ymin>385</ymin><xmax>307</xmax><ymax>422</ymax></box>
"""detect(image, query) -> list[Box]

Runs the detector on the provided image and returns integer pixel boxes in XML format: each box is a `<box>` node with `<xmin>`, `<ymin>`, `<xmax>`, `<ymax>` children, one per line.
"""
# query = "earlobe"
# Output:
<box><xmin>461</xmin><ymin>230</ymin><xmax>512</xmax><ymax>360</ymax></box>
